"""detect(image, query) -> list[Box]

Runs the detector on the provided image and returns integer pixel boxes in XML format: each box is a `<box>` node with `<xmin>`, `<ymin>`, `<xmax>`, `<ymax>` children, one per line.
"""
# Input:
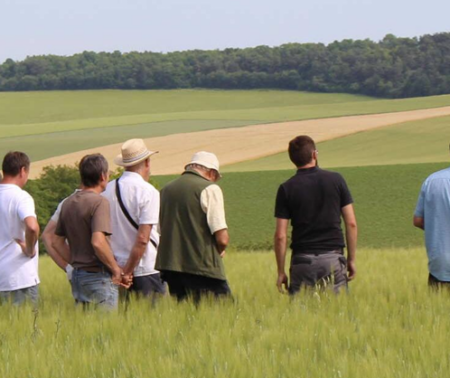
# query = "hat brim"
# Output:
<box><xmin>114</xmin><ymin>151</ymin><xmax>158</xmax><ymax>167</ymax></box>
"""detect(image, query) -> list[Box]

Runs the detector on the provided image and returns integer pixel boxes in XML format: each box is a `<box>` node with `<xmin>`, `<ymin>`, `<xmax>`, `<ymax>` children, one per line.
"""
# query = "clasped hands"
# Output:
<box><xmin>112</xmin><ymin>269</ymin><xmax>133</xmax><ymax>289</ymax></box>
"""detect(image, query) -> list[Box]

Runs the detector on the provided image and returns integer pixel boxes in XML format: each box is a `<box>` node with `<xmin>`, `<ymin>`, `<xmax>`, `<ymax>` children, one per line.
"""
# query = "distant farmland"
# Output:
<box><xmin>223</xmin><ymin>115</ymin><xmax>450</xmax><ymax>172</ymax></box>
<box><xmin>1</xmin><ymin>90</ymin><xmax>450</xmax><ymax>164</ymax></box>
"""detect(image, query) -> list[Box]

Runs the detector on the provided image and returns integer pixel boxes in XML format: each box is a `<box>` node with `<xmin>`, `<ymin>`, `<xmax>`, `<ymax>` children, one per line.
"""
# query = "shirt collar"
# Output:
<box><xmin>296</xmin><ymin>166</ymin><xmax>319</xmax><ymax>175</ymax></box>
<box><xmin>121</xmin><ymin>171</ymin><xmax>145</xmax><ymax>181</ymax></box>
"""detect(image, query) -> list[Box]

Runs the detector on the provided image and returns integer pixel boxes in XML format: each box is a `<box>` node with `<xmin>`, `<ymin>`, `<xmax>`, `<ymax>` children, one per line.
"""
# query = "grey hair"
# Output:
<box><xmin>79</xmin><ymin>154</ymin><xmax>109</xmax><ymax>188</ymax></box>
<box><xmin>185</xmin><ymin>163</ymin><xmax>212</xmax><ymax>173</ymax></box>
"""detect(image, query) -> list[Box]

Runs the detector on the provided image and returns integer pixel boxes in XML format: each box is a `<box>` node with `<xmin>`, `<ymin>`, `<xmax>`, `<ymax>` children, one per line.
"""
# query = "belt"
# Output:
<box><xmin>74</xmin><ymin>266</ymin><xmax>108</xmax><ymax>274</ymax></box>
<box><xmin>293</xmin><ymin>248</ymin><xmax>343</xmax><ymax>256</ymax></box>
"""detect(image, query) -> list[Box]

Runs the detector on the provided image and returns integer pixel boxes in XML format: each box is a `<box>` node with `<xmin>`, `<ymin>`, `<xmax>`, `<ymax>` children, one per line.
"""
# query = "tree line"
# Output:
<box><xmin>2</xmin><ymin>33</ymin><xmax>450</xmax><ymax>98</ymax></box>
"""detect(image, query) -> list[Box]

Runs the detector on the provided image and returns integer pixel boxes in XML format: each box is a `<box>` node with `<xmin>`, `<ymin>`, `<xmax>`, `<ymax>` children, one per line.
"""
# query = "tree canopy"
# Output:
<box><xmin>2</xmin><ymin>33</ymin><xmax>450</xmax><ymax>98</ymax></box>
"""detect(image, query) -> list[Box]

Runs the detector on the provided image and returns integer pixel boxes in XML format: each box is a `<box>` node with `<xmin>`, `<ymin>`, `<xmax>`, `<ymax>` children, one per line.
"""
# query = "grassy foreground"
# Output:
<box><xmin>2</xmin><ymin>249</ymin><xmax>449</xmax><ymax>378</ymax></box>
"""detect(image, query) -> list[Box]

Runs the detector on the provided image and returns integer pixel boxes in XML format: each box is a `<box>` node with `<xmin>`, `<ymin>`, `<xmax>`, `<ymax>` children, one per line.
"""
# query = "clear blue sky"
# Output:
<box><xmin>0</xmin><ymin>0</ymin><xmax>449</xmax><ymax>63</ymax></box>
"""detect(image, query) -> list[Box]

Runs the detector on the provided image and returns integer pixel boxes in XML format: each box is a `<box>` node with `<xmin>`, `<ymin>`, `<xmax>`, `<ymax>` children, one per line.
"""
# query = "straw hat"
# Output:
<box><xmin>114</xmin><ymin>139</ymin><xmax>158</xmax><ymax>167</ymax></box>
<box><xmin>185</xmin><ymin>151</ymin><xmax>221</xmax><ymax>174</ymax></box>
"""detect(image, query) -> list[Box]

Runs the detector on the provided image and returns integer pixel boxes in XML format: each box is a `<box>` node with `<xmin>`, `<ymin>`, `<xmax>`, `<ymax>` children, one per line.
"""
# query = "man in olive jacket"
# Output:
<box><xmin>155</xmin><ymin>151</ymin><xmax>230</xmax><ymax>302</ymax></box>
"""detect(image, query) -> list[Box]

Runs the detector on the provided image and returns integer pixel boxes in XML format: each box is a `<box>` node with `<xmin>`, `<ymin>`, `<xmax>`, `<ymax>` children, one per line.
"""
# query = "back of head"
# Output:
<box><xmin>288</xmin><ymin>136</ymin><xmax>316</xmax><ymax>168</ymax></box>
<box><xmin>2</xmin><ymin>151</ymin><xmax>30</xmax><ymax>177</ymax></box>
<box><xmin>79</xmin><ymin>154</ymin><xmax>109</xmax><ymax>188</ymax></box>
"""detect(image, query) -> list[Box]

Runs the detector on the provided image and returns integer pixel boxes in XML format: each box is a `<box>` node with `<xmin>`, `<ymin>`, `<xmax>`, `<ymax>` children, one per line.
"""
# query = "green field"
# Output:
<box><xmin>3</xmin><ymin>90</ymin><xmax>449</xmax><ymax>378</ymax></box>
<box><xmin>0</xmin><ymin>90</ymin><xmax>377</xmax><ymax>125</ymax></box>
<box><xmin>223</xmin><ymin>115</ymin><xmax>450</xmax><ymax>172</ymax></box>
<box><xmin>3</xmin><ymin>250</ymin><xmax>449</xmax><ymax>378</ymax></box>
<box><xmin>17</xmin><ymin>89</ymin><xmax>447</xmax><ymax>252</ymax></box>
<box><xmin>1</xmin><ymin>90</ymin><xmax>450</xmax><ymax>162</ymax></box>
<box><xmin>154</xmin><ymin>162</ymin><xmax>444</xmax><ymax>251</ymax></box>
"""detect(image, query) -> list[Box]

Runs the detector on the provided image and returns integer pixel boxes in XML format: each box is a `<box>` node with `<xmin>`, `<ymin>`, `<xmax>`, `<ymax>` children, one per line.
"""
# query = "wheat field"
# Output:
<box><xmin>1</xmin><ymin>248</ymin><xmax>448</xmax><ymax>378</ymax></box>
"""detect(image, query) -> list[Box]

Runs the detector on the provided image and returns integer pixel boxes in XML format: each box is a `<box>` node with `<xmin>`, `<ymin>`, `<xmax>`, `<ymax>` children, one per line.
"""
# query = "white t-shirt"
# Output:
<box><xmin>0</xmin><ymin>184</ymin><xmax>39</xmax><ymax>291</ymax></box>
<box><xmin>102</xmin><ymin>172</ymin><xmax>160</xmax><ymax>277</ymax></box>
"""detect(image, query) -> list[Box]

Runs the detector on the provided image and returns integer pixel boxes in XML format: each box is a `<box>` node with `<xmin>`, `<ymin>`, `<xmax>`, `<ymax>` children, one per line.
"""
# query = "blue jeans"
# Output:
<box><xmin>0</xmin><ymin>285</ymin><xmax>39</xmax><ymax>306</ymax></box>
<box><xmin>71</xmin><ymin>270</ymin><xmax>118</xmax><ymax>310</ymax></box>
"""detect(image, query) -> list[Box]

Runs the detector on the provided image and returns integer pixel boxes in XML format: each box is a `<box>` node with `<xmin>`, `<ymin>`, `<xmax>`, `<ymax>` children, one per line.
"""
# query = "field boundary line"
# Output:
<box><xmin>30</xmin><ymin>106</ymin><xmax>450</xmax><ymax>178</ymax></box>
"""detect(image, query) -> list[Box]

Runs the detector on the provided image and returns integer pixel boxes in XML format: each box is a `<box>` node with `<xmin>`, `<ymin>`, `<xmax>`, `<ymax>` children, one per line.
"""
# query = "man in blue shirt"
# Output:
<box><xmin>414</xmin><ymin>165</ymin><xmax>450</xmax><ymax>287</ymax></box>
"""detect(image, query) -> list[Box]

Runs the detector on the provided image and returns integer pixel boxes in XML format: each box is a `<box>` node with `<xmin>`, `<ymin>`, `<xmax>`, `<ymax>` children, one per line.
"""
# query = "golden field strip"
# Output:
<box><xmin>30</xmin><ymin>105</ymin><xmax>450</xmax><ymax>178</ymax></box>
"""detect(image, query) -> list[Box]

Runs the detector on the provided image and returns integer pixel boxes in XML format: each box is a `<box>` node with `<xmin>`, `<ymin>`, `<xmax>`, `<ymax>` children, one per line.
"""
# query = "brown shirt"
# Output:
<box><xmin>55</xmin><ymin>190</ymin><xmax>112</xmax><ymax>271</ymax></box>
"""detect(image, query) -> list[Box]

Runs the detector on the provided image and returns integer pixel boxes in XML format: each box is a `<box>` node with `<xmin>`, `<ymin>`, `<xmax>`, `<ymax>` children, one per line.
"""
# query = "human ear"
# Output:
<box><xmin>20</xmin><ymin>166</ymin><xmax>27</xmax><ymax>178</ymax></box>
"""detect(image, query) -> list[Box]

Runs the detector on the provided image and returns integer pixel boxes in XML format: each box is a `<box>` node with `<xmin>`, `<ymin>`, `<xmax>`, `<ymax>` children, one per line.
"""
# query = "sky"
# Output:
<box><xmin>0</xmin><ymin>0</ymin><xmax>449</xmax><ymax>63</ymax></box>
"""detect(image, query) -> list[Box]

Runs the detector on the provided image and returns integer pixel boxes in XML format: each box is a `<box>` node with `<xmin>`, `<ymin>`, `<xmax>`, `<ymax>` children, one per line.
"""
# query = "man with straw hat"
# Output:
<box><xmin>155</xmin><ymin>151</ymin><xmax>231</xmax><ymax>302</ymax></box>
<box><xmin>103</xmin><ymin>139</ymin><xmax>166</xmax><ymax>300</ymax></box>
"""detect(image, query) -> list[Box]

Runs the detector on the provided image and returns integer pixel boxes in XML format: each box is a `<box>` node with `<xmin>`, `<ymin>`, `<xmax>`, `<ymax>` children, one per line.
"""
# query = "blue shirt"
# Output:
<box><xmin>415</xmin><ymin>167</ymin><xmax>450</xmax><ymax>281</ymax></box>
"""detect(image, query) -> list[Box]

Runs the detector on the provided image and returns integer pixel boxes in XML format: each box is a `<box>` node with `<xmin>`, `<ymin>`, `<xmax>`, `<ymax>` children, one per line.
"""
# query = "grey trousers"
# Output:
<box><xmin>289</xmin><ymin>250</ymin><xmax>348</xmax><ymax>294</ymax></box>
<box><xmin>0</xmin><ymin>285</ymin><xmax>39</xmax><ymax>305</ymax></box>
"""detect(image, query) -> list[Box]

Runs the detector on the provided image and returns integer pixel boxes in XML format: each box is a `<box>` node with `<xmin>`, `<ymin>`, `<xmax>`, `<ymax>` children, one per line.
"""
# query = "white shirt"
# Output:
<box><xmin>200</xmin><ymin>185</ymin><xmax>228</xmax><ymax>234</ymax></box>
<box><xmin>0</xmin><ymin>184</ymin><xmax>39</xmax><ymax>291</ymax></box>
<box><xmin>102</xmin><ymin>172</ymin><xmax>160</xmax><ymax>277</ymax></box>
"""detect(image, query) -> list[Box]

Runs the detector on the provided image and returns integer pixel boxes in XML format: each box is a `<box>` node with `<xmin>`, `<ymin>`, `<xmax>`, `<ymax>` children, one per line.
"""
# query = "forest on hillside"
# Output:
<box><xmin>1</xmin><ymin>33</ymin><xmax>450</xmax><ymax>98</ymax></box>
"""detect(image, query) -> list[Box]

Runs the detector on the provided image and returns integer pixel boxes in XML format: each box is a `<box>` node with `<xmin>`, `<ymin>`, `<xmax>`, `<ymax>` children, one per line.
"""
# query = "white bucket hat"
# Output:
<box><xmin>186</xmin><ymin>151</ymin><xmax>221</xmax><ymax>175</ymax></box>
<box><xmin>114</xmin><ymin>139</ymin><xmax>158</xmax><ymax>167</ymax></box>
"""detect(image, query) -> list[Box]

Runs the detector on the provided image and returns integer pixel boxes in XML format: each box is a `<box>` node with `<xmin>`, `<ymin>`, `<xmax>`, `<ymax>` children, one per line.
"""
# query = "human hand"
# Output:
<box><xmin>219</xmin><ymin>250</ymin><xmax>226</xmax><ymax>258</ymax></box>
<box><xmin>111</xmin><ymin>269</ymin><xmax>123</xmax><ymax>286</ymax></box>
<box><xmin>121</xmin><ymin>273</ymin><xmax>133</xmax><ymax>289</ymax></box>
<box><xmin>15</xmin><ymin>239</ymin><xmax>34</xmax><ymax>257</ymax></box>
<box><xmin>347</xmin><ymin>260</ymin><xmax>356</xmax><ymax>281</ymax></box>
<box><xmin>277</xmin><ymin>272</ymin><xmax>289</xmax><ymax>294</ymax></box>
<box><xmin>15</xmin><ymin>239</ymin><xmax>26</xmax><ymax>254</ymax></box>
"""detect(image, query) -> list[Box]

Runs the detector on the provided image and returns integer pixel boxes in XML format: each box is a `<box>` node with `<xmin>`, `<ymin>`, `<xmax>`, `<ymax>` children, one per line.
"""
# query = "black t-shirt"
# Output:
<box><xmin>275</xmin><ymin>166</ymin><xmax>353</xmax><ymax>253</ymax></box>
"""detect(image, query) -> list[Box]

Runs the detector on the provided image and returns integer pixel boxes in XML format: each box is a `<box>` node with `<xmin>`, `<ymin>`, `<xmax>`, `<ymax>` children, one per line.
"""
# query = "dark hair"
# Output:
<box><xmin>79</xmin><ymin>154</ymin><xmax>109</xmax><ymax>188</ymax></box>
<box><xmin>2</xmin><ymin>151</ymin><xmax>30</xmax><ymax>176</ymax></box>
<box><xmin>288</xmin><ymin>136</ymin><xmax>316</xmax><ymax>167</ymax></box>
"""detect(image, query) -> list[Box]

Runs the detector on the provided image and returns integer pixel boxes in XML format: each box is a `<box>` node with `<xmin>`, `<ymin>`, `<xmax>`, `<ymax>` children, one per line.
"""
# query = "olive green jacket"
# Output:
<box><xmin>155</xmin><ymin>169</ymin><xmax>226</xmax><ymax>280</ymax></box>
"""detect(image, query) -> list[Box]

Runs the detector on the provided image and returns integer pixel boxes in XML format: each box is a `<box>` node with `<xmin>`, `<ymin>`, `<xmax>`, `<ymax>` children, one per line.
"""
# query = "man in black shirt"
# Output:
<box><xmin>274</xmin><ymin>135</ymin><xmax>357</xmax><ymax>294</ymax></box>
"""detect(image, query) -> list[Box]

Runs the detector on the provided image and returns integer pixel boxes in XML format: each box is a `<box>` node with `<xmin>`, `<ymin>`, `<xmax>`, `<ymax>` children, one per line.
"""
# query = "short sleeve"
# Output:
<box><xmin>138</xmin><ymin>187</ymin><xmax>160</xmax><ymax>225</ymax></box>
<box><xmin>414</xmin><ymin>181</ymin><xmax>426</xmax><ymax>218</ymax></box>
<box><xmin>200</xmin><ymin>185</ymin><xmax>228</xmax><ymax>234</ymax></box>
<box><xmin>17</xmin><ymin>192</ymin><xmax>36</xmax><ymax>221</ymax></box>
<box><xmin>339</xmin><ymin>176</ymin><xmax>353</xmax><ymax>208</ymax></box>
<box><xmin>55</xmin><ymin>212</ymin><xmax>66</xmax><ymax>237</ymax></box>
<box><xmin>274</xmin><ymin>185</ymin><xmax>290</xmax><ymax>219</ymax></box>
<box><xmin>51</xmin><ymin>201</ymin><xmax>63</xmax><ymax>223</ymax></box>
<box><xmin>92</xmin><ymin>198</ymin><xmax>112</xmax><ymax>235</ymax></box>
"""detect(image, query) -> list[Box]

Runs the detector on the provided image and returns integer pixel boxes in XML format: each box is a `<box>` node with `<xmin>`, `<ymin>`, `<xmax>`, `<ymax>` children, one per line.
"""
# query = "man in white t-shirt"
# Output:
<box><xmin>0</xmin><ymin>151</ymin><xmax>40</xmax><ymax>305</ymax></box>
<box><xmin>102</xmin><ymin>139</ymin><xmax>166</xmax><ymax>299</ymax></box>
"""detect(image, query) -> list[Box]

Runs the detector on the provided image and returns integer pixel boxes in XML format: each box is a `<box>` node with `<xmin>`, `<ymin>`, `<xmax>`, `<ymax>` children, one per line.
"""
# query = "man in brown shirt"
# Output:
<box><xmin>53</xmin><ymin>154</ymin><xmax>127</xmax><ymax>309</ymax></box>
